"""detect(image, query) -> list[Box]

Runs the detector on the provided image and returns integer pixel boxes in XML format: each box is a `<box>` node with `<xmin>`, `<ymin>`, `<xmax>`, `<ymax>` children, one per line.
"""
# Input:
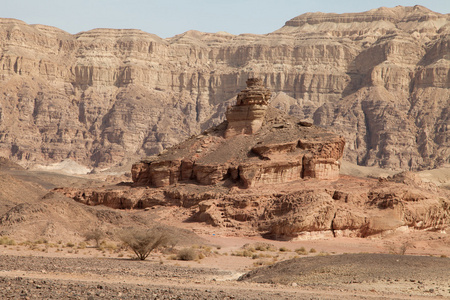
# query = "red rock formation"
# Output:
<box><xmin>56</xmin><ymin>171</ymin><xmax>450</xmax><ymax>238</ymax></box>
<box><xmin>132</xmin><ymin>79</ymin><xmax>345</xmax><ymax>188</ymax></box>
<box><xmin>225</xmin><ymin>78</ymin><xmax>271</xmax><ymax>138</ymax></box>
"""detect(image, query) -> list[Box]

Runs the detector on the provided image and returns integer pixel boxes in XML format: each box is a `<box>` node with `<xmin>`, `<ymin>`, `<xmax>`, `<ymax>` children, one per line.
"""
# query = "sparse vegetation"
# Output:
<box><xmin>251</xmin><ymin>253</ymin><xmax>273</xmax><ymax>259</ymax></box>
<box><xmin>177</xmin><ymin>248</ymin><xmax>198</xmax><ymax>261</ymax></box>
<box><xmin>98</xmin><ymin>241</ymin><xmax>117</xmax><ymax>252</ymax></box>
<box><xmin>119</xmin><ymin>227</ymin><xmax>170</xmax><ymax>260</ymax></box>
<box><xmin>253</xmin><ymin>259</ymin><xmax>275</xmax><ymax>267</ymax></box>
<box><xmin>295</xmin><ymin>247</ymin><xmax>308</xmax><ymax>255</ymax></box>
<box><xmin>252</xmin><ymin>242</ymin><xmax>277</xmax><ymax>252</ymax></box>
<box><xmin>385</xmin><ymin>241</ymin><xmax>412</xmax><ymax>255</ymax></box>
<box><xmin>232</xmin><ymin>249</ymin><xmax>255</xmax><ymax>257</ymax></box>
<box><xmin>0</xmin><ymin>236</ymin><xmax>16</xmax><ymax>246</ymax></box>
<box><xmin>279</xmin><ymin>246</ymin><xmax>290</xmax><ymax>252</ymax></box>
<box><xmin>172</xmin><ymin>245</ymin><xmax>215</xmax><ymax>261</ymax></box>
<box><xmin>84</xmin><ymin>228</ymin><xmax>105</xmax><ymax>248</ymax></box>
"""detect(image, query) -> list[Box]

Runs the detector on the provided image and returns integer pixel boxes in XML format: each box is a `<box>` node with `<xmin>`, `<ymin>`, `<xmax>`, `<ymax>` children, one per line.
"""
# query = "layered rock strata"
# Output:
<box><xmin>225</xmin><ymin>78</ymin><xmax>271</xmax><ymax>138</ymax></box>
<box><xmin>0</xmin><ymin>6</ymin><xmax>448</xmax><ymax>171</ymax></box>
<box><xmin>57</xmin><ymin>171</ymin><xmax>450</xmax><ymax>238</ymax></box>
<box><xmin>132</xmin><ymin>79</ymin><xmax>345</xmax><ymax>188</ymax></box>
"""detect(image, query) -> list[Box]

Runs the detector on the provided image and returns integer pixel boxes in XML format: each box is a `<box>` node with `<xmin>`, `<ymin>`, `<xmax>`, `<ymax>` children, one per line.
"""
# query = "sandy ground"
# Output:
<box><xmin>0</xmin><ymin>225</ymin><xmax>449</xmax><ymax>299</ymax></box>
<box><xmin>1</xmin><ymin>161</ymin><xmax>449</xmax><ymax>299</ymax></box>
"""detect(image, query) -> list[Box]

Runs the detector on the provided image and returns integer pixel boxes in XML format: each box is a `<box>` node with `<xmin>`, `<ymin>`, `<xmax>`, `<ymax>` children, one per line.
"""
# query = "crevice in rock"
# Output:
<box><xmin>330</xmin><ymin>212</ymin><xmax>337</xmax><ymax>237</ymax></box>
<box><xmin>360</xmin><ymin>99</ymin><xmax>371</xmax><ymax>166</ymax></box>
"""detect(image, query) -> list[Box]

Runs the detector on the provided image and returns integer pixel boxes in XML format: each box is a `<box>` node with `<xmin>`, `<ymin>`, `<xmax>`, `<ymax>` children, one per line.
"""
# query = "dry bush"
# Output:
<box><xmin>119</xmin><ymin>227</ymin><xmax>170</xmax><ymax>260</ymax></box>
<box><xmin>0</xmin><ymin>236</ymin><xmax>16</xmax><ymax>246</ymax></box>
<box><xmin>232</xmin><ymin>249</ymin><xmax>255</xmax><ymax>257</ymax></box>
<box><xmin>177</xmin><ymin>248</ymin><xmax>198</xmax><ymax>261</ymax></box>
<box><xmin>399</xmin><ymin>241</ymin><xmax>412</xmax><ymax>255</ymax></box>
<box><xmin>295</xmin><ymin>247</ymin><xmax>308</xmax><ymax>255</ymax></box>
<box><xmin>385</xmin><ymin>241</ymin><xmax>412</xmax><ymax>255</ymax></box>
<box><xmin>84</xmin><ymin>228</ymin><xmax>105</xmax><ymax>248</ymax></box>
<box><xmin>248</xmin><ymin>242</ymin><xmax>276</xmax><ymax>252</ymax></box>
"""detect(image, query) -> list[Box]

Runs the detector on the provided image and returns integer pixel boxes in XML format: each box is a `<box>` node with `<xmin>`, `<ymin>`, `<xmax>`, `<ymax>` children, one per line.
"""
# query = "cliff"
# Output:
<box><xmin>0</xmin><ymin>5</ymin><xmax>448</xmax><ymax>170</ymax></box>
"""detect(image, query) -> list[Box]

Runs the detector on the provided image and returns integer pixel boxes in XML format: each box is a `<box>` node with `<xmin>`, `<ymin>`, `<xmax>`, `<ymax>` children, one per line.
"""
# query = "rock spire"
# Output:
<box><xmin>225</xmin><ymin>78</ymin><xmax>271</xmax><ymax>138</ymax></box>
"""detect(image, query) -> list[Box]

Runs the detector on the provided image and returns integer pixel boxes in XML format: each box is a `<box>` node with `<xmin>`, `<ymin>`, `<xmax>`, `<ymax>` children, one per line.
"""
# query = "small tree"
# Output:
<box><xmin>119</xmin><ymin>227</ymin><xmax>169</xmax><ymax>260</ymax></box>
<box><xmin>84</xmin><ymin>228</ymin><xmax>105</xmax><ymax>248</ymax></box>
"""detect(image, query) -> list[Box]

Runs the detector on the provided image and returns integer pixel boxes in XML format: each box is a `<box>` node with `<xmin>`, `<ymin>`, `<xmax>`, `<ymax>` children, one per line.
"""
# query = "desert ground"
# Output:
<box><xmin>0</xmin><ymin>159</ymin><xmax>449</xmax><ymax>299</ymax></box>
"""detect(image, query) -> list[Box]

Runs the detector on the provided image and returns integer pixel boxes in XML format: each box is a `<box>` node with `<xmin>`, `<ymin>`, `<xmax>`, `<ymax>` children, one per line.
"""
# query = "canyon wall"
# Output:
<box><xmin>0</xmin><ymin>5</ymin><xmax>448</xmax><ymax>170</ymax></box>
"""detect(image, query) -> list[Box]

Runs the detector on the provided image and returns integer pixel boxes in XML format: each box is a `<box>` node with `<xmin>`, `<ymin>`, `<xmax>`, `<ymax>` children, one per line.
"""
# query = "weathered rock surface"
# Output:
<box><xmin>57</xmin><ymin>171</ymin><xmax>450</xmax><ymax>238</ymax></box>
<box><xmin>0</xmin><ymin>5</ymin><xmax>448</xmax><ymax>171</ymax></box>
<box><xmin>131</xmin><ymin>79</ymin><xmax>345</xmax><ymax>188</ymax></box>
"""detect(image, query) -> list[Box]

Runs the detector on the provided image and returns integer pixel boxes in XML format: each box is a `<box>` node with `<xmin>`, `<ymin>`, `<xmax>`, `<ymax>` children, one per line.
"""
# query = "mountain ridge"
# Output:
<box><xmin>0</xmin><ymin>6</ymin><xmax>448</xmax><ymax>171</ymax></box>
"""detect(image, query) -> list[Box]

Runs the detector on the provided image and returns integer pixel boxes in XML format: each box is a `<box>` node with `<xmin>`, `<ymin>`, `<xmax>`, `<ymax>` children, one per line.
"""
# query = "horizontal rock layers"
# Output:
<box><xmin>132</xmin><ymin>79</ymin><xmax>345</xmax><ymax>188</ymax></box>
<box><xmin>0</xmin><ymin>5</ymin><xmax>448</xmax><ymax>170</ymax></box>
<box><xmin>56</xmin><ymin>171</ymin><xmax>450</xmax><ymax>238</ymax></box>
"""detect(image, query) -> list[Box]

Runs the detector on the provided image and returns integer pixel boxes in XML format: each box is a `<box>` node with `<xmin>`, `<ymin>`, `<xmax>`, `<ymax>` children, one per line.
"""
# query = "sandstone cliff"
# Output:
<box><xmin>0</xmin><ymin>5</ymin><xmax>448</xmax><ymax>170</ymax></box>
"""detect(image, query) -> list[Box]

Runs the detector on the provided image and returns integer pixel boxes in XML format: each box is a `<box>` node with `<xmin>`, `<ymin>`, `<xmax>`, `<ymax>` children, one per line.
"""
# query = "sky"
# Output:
<box><xmin>1</xmin><ymin>0</ymin><xmax>449</xmax><ymax>38</ymax></box>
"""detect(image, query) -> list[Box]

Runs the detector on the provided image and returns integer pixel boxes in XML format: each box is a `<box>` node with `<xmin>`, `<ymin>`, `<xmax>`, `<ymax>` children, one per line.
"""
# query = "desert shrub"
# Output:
<box><xmin>196</xmin><ymin>245</ymin><xmax>213</xmax><ymax>258</ymax></box>
<box><xmin>177</xmin><ymin>248</ymin><xmax>198</xmax><ymax>261</ymax></box>
<box><xmin>84</xmin><ymin>228</ymin><xmax>105</xmax><ymax>248</ymax></box>
<box><xmin>385</xmin><ymin>241</ymin><xmax>412</xmax><ymax>255</ymax></box>
<box><xmin>34</xmin><ymin>238</ymin><xmax>48</xmax><ymax>244</ymax></box>
<box><xmin>0</xmin><ymin>236</ymin><xmax>16</xmax><ymax>246</ymax></box>
<box><xmin>253</xmin><ymin>260</ymin><xmax>274</xmax><ymax>267</ymax></box>
<box><xmin>399</xmin><ymin>241</ymin><xmax>412</xmax><ymax>255</ymax></box>
<box><xmin>279</xmin><ymin>246</ymin><xmax>290</xmax><ymax>252</ymax></box>
<box><xmin>66</xmin><ymin>242</ymin><xmax>75</xmax><ymax>248</ymax></box>
<box><xmin>252</xmin><ymin>253</ymin><xmax>273</xmax><ymax>259</ymax></box>
<box><xmin>252</xmin><ymin>242</ymin><xmax>277</xmax><ymax>252</ymax></box>
<box><xmin>99</xmin><ymin>241</ymin><xmax>117</xmax><ymax>252</ymax></box>
<box><xmin>295</xmin><ymin>247</ymin><xmax>308</xmax><ymax>255</ymax></box>
<box><xmin>119</xmin><ymin>227</ymin><xmax>170</xmax><ymax>260</ymax></box>
<box><xmin>309</xmin><ymin>248</ymin><xmax>317</xmax><ymax>253</ymax></box>
<box><xmin>232</xmin><ymin>250</ymin><xmax>254</xmax><ymax>257</ymax></box>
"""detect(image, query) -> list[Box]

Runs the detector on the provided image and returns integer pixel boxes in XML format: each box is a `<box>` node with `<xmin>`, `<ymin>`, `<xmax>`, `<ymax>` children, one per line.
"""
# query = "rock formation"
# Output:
<box><xmin>225</xmin><ymin>78</ymin><xmax>271</xmax><ymax>138</ymax></box>
<box><xmin>57</xmin><ymin>170</ymin><xmax>450</xmax><ymax>238</ymax></box>
<box><xmin>0</xmin><ymin>5</ymin><xmax>448</xmax><ymax>171</ymax></box>
<box><xmin>56</xmin><ymin>78</ymin><xmax>449</xmax><ymax>238</ymax></box>
<box><xmin>131</xmin><ymin>79</ymin><xmax>345</xmax><ymax>188</ymax></box>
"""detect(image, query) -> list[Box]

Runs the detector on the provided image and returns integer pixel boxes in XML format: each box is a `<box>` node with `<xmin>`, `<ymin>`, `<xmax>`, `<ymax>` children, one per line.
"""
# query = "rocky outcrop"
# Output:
<box><xmin>131</xmin><ymin>79</ymin><xmax>345</xmax><ymax>188</ymax></box>
<box><xmin>0</xmin><ymin>5</ymin><xmax>449</xmax><ymax>171</ymax></box>
<box><xmin>225</xmin><ymin>78</ymin><xmax>271</xmax><ymax>138</ymax></box>
<box><xmin>57</xmin><ymin>171</ymin><xmax>450</xmax><ymax>238</ymax></box>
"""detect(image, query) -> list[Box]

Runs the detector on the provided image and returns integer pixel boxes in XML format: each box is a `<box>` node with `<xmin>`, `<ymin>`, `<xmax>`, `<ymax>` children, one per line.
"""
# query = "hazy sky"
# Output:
<box><xmin>2</xmin><ymin>0</ymin><xmax>449</xmax><ymax>38</ymax></box>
